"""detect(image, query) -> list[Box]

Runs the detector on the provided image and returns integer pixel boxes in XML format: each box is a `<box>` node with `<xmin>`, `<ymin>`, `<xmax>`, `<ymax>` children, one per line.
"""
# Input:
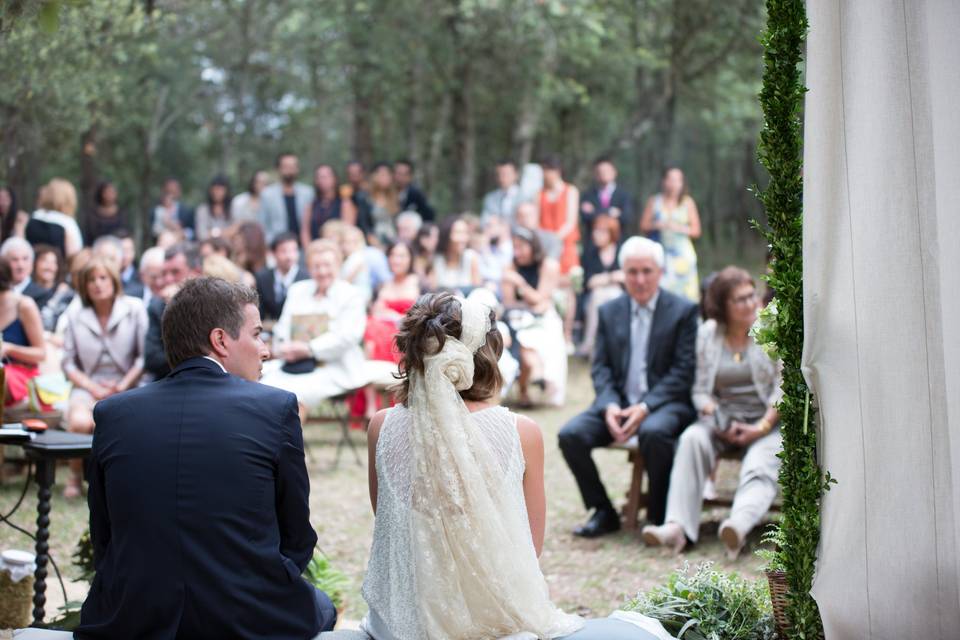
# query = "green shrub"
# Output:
<box><xmin>302</xmin><ymin>548</ymin><xmax>350</xmax><ymax>610</ymax></box>
<box><xmin>624</xmin><ymin>563</ymin><xmax>776</xmax><ymax>640</ymax></box>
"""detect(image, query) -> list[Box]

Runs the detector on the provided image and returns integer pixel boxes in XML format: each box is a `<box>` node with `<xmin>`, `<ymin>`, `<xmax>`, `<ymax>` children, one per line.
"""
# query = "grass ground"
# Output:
<box><xmin>0</xmin><ymin>358</ymin><xmax>774</xmax><ymax>624</ymax></box>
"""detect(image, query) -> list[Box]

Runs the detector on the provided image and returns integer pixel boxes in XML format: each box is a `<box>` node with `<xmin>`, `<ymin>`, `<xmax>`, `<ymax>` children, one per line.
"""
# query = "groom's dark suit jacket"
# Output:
<box><xmin>591</xmin><ymin>289</ymin><xmax>698</xmax><ymax>413</ymax></box>
<box><xmin>77</xmin><ymin>357</ymin><xmax>323</xmax><ymax>640</ymax></box>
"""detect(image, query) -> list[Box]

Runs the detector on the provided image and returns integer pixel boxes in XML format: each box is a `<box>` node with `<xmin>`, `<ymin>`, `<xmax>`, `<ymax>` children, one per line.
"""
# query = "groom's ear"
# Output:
<box><xmin>208</xmin><ymin>327</ymin><xmax>230</xmax><ymax>359</ymax></box>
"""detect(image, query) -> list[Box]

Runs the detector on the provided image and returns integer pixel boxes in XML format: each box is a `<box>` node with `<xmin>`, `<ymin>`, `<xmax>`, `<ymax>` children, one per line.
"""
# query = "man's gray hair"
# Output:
<box><xmin>618</xmin><ymin>235</ymin><xmax>664</xmax><ymax>269</ymax></box>
<box><xmin>0</xmin><ymin>237</ymin><xmax>34</xmax><ymax>260</ymax></box>
<box><xmin>140</xmin><ymin>246</ymin><xmax>165</xmax><ymax>272</ymax></box>
<box><xmin>396</xmin><ymin>210</ymin><xmax>423</xmax><ymax>231</ymax></box>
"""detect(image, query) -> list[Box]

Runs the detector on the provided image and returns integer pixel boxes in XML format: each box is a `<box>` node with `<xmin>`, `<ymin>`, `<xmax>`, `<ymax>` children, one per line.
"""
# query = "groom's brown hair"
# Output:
<box><xmin>393</xmin><ymin>292</ymin><xmax>503</xmax><ymax>404</ymax></box>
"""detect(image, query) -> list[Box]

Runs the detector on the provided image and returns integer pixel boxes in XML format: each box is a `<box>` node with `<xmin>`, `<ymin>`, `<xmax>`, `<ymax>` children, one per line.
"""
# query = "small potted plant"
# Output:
<box><xmin>624</xmin><ymin>562</ymin><xmax>777</xmax><ymax>640</ymax></box>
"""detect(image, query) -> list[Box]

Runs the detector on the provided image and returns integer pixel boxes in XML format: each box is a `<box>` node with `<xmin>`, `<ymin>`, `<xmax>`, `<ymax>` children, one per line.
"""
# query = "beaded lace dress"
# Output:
<box><xmin>360</xmin><ymin>298</ymin><xmax>583</xmax><ymax>640</ymax></box>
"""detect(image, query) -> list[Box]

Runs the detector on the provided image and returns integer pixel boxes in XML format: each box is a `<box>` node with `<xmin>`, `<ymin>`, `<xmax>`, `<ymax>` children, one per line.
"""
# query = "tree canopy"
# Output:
<box><xmin>1</xmin><ymin>0</ymin><xmax>766</xmax><ymax>257</ymax></box>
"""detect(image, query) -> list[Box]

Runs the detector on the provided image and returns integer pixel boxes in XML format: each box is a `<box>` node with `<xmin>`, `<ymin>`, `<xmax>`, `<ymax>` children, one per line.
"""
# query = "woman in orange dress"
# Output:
<box><xmin>537</xmin><ymin>157</ymin><xmax>580</xmax><ymax>274</ymax></box>
<box><xmin>537</xmin><ymin>157</ymin><xmax>580</xmax><ymax>348</ymax></box>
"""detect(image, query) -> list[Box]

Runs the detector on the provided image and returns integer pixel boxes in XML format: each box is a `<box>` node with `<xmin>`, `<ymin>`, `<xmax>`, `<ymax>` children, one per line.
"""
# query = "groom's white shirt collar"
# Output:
<box><xmin>203</xmin><ymin>356</ymin><xmax>227</xmax><ymax>373</ymax></box>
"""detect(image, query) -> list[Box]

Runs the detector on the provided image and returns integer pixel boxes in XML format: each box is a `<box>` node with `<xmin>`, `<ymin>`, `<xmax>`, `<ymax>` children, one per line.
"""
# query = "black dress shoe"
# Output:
<box><xmin>573</xmin><ymin>508</ymin><xmax>621</xmax><ymax>538</ymax></box>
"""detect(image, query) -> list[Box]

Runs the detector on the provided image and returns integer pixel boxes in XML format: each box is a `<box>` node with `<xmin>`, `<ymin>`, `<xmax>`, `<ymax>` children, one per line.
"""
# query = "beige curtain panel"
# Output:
<box><xmin>803</xmin><ymin>1</ymin><xmax>960</xmax><ymax>638</ymax></box>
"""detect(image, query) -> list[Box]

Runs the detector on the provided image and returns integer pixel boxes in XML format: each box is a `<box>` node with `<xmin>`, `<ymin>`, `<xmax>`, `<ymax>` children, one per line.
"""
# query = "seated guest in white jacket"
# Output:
<box><xmin>261</xmin><ymin>239</ymin><xmax>369</xmax><ymax>424</ymax></box>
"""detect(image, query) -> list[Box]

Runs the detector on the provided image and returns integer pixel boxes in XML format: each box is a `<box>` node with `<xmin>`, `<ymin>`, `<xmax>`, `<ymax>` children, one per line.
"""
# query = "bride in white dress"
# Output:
<box><xmin>323</xmin><ymin>293</ymin><xmax>669</xmax><ymax>640</ymax></box>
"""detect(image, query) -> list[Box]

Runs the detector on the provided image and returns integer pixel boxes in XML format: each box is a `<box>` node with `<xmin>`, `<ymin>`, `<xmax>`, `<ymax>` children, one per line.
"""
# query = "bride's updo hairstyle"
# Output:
<box><xmin>394</xmin><ymin>291</ymin><xmax>503</xmax><ymax>404</ymax></box>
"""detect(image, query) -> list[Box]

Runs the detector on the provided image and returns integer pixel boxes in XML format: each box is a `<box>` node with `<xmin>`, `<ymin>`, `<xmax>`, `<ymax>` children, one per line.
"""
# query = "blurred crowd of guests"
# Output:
<box><xmin>0</xmin><ymin>153</ymin><xmax>717</xmax><ymax>500</ymax></box>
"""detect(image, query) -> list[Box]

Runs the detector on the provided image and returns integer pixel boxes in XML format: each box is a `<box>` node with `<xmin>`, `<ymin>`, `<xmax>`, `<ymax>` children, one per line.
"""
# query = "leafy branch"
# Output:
<box><xmin>753</xmin><ymin>0</ymin><xmax>828</xmax><ymax>637</ymax></box>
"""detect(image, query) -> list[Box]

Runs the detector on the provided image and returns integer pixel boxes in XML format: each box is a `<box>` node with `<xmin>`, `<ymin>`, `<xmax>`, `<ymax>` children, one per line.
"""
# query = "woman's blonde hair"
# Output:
<box><xmin>42</xmin><ymin>178</ymin><xmax>78</xmax><ymax>217</ymax></box>
<box><xmin>305</xmin><ymin>238</ymin><xmax>342</xmax><ymax>265</ymax></box>
<box><xmin>202</xmin><ymin>254</ymin><xmax>245</xmax><ymax>283</ymax></box>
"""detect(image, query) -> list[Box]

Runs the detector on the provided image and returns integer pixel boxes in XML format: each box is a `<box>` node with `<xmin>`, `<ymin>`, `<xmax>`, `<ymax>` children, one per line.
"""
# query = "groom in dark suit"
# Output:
<box><xmin>77</xmin><ymin>277</ymin><xmax>336</xmax><ymax>639</ymax></box>
<box><xmin>560</xmin><ymin>236</ymin><xmax>697</xmax><ymax>537</ymax></box>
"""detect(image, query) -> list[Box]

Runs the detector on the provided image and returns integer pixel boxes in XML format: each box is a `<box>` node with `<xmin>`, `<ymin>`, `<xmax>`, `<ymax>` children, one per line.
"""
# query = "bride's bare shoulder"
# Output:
<box><xmin>513</xmin><ymin>413</ymin><xmax>544</xmax><ymax>449</ymax></box>
<box><xmin>367</xmin><ymin>407</ymin><xmax>397</xmax><ymax>446</ymax></box>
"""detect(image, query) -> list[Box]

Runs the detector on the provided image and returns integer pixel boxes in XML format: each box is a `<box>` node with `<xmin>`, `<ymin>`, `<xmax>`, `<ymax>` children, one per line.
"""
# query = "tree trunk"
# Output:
<box><xmin>447</xmin><ymin>2</ymin><xmax>476</xmax><ymax>212</ymax></box>
<box><xmin>79</xmin><ymin>124</ymin><xmax>99</xmax><ymax>233</ymax></box>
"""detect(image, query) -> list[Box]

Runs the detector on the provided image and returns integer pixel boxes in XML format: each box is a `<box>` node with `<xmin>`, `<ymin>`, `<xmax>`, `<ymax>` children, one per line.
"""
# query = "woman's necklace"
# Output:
<box><xmin>725</xmin><ymin>334</ymin><xmax>747</xmax><ymax>363</ymax></box>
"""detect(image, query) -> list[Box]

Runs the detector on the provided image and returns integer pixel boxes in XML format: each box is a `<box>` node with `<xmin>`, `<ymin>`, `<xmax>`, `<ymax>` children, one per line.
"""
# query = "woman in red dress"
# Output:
<box><xmin>362</xmin><ymin>240</ymin><xmax>421</xmax><ymax>418</ymax></box>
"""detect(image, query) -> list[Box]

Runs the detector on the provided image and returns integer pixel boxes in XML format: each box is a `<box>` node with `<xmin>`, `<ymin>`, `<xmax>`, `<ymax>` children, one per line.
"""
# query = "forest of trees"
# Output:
<box><xmin>1</xmin><ymin>0</ymin><xmax>768</xmax><ymax>265</ymax></box>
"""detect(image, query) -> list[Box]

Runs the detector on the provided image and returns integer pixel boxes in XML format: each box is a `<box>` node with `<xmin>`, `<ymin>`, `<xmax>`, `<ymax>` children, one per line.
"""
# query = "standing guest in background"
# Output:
<box><xmin>28</xmin><ymin>178</ymin><xmax>85</xmax><ymax>258</ymax></box>
<box><xmin>255</xmin><ymin>232</ymin><xmax>308</xmax><ymax>323</ymax></box>
<box><xmin>0</xmin><ymin>186</ymin><xmax>29</xmax><ymax>241</ymax></box>
<box><xmin>0</xmin><ymin>256</ymin><xmax>45</xmax><ymax>409</ymax></box>
<box><xmin>344</xmin><ymin>160</ymin><xmax>374</xmax><ymax>237</ymax></box>
<box><xmin>559</xmin><ymin>237</ymin><xmax>697</xmax><ymax>537</ymax></box>
<box><xmin>230</xmin><ymin>170</ymin><xmax>269</xmax><ymax>224</ymax></box>
<box><xmin>230</xmin><ymin>221</ymin><xmax>268</xmax><ymax>275</ymax></box>
<box><xmin>367</xmin><ymin>162</ymin><xmax>400</xmax><ymax>245</ymax></box>
<box><xmin>393</xmin><ymin>159</ymin><xmax>435</xmax><ymax>222</ymax></box>
<box><xmin>482</xmin><ymin>160</ymin><xmax>524</xmax><ymax>224</ymax></box>
<box><xmin>138</xmin><ymin>246</ymin><xmax>165</xmax><ymax>308</ymax></box>
<box><xmin>538</xmin><ymin>157</ymin><xmax>580</xmax><ymax>349</ymax></box>
<box><xmin>144</xmin><ymin>242</ymin><xmax>202</xmax><ymax>380</ymax></box>
<box><xmin>640</xmin><ymin>167</ymin><xmax>702</xmax><ymax>302</ymax></box>
<box><xmin>61</xmin><ymin>257</ymin><xmax>147</xmax><ymax>498</ymax></box>
<box><xmin>538</xmin><ymin>157</ymin><xmax>580</xmax><ymax>275</ymax></box>
<box><xmin>194</xmin><ymin>175</ymin><xmax>232</xmax><ymax>241</ymax></box>
<box><xmin>116</xmin><ymin>233</ymin><xmax>142</xmax><ymax>298</ymax></box>
<box><xmin>77</xmin><ymin>277</ymin><xmax>336</xmax><ymax>638</ymax></box>
<box><xmin>579</xmin><ymin>157</ymin><xmax>634</xmax><ymax>259</ymax></box>
<box><xmin>260</xmin><ymin>240</ymin><xmax>369</xmax><ymax>426</ymax></box>
<box><xmin>85</xmin><ymin>180</ymin><xmax>129</xmax><ymax>244</ymax></box>
<box><xmin>577</xmin><ymin>214</ymin><xmax>625</xmax><ymax>358</ymax></box>
<box><xmin>260</xmin><ymin>152</ymin><xmax>313</xmax><ymax>244</ymax></box>
<box><xmin>152</xmin><ymin>178</ymin><xmax>195</xmax><ymax>241</ymax></box>
<box><xmin>501</xmin><ymin>227</ymin><xmax>566</xmax><ymax>407</ymax></box>
<box><xmin>429</xmin><ymin>216</ymin><xmax>480</xmax><ymax>293</ymax></box>
<box><xmin>301</xmin><ymin>164</ymin><xmax>357</xmax><ymax>248</ymax></box>
<box><xmin>394</xmin><ymin>211</ymin><xmax>423</xmax><ymax>244</ymax></box>
<box><xmin>1</xmin><ymin>237</ymin><xmax>53</xmax><ymax>307</ymax></box>
<box><xmin>642</xmin><ymin>267</ymin><xmax>782</xmax><ymax>558</ymax></box>
<box><xmin>413</xmin><ymin>223</ymin><xmax>438</xmax><ymax>280</ymax></box>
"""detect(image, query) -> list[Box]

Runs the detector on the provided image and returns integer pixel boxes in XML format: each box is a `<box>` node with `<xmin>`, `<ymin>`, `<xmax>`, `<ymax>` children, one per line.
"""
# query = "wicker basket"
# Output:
<box><xmin>766</xmin><ymin>569</ymin><xmax>825</xmax><ymax>640</ymax></box>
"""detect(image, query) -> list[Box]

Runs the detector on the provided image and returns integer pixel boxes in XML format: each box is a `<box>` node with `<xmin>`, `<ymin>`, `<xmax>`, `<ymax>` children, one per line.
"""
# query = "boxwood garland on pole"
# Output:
<box><xmin>754</xmin><ymin>0</ymin><xmax>832</xmax><ymax>637</ymax></box>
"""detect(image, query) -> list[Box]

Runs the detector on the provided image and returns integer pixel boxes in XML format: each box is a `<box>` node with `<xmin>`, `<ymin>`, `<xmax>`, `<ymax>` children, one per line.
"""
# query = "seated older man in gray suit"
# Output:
<box><xmin>559</xmin><ymin>236</ymin><xmax>698</xmax><ymax>538</ymax></box>
<box><xmin>260</xmin><ymin>152</ymin><xmax>314</xmax><ymax>244</ymax></box>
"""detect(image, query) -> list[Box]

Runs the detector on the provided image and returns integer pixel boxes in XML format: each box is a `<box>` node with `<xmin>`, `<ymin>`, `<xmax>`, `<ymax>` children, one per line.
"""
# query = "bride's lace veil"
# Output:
<box><xmin>400</xmin><ymin>292</ymin><xmax>583</xmax><ymax>639</ymax></box>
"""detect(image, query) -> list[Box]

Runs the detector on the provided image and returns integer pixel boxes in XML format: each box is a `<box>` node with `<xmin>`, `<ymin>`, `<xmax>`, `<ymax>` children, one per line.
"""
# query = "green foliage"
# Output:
<box><xmin>749</xmin><ymin>298</ymin><xmax>780</xmax><ymax>360</ymax></box>
<box><xmin>303</xmin><ymin>548</ymin><xmax>350</xmax><ymax>611</ymax></box>
<box><xmin>2</xmin><ymin>0</ymin><xmax>768</xmax><ymax>255</ymax></box>
<box><xmin>624</xmin><ymin>563</ymin><xmax>776</xmax><ymax>640</ymax></box>
<box><xmin>753</xmin><ymin>0</ymin><xmax>829</xmax><ymax>637</ymax></box>
<box><xmin>73</xmin><ymin>528</ymin><xmax>96</xmax><ymax>583</ymax></box>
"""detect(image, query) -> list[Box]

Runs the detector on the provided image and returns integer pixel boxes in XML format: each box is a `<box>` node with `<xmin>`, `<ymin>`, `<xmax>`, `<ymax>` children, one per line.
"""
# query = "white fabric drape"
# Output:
<box><xmin>804</xmin><ymin>1</ymin><xmax>960</xmax><ymax>638</ymax></box>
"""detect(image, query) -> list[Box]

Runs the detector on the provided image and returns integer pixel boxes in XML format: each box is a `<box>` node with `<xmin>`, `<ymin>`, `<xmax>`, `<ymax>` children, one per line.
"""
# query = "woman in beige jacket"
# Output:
<box><xmin>62</xmin><ymin>257</ymin><xmax>148</xmax><ymax>497</ymax></box>
<box><xmin>642</xmin><ymin>266</ymin><xmax>783</xmax><ymax>558</ymax></box>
